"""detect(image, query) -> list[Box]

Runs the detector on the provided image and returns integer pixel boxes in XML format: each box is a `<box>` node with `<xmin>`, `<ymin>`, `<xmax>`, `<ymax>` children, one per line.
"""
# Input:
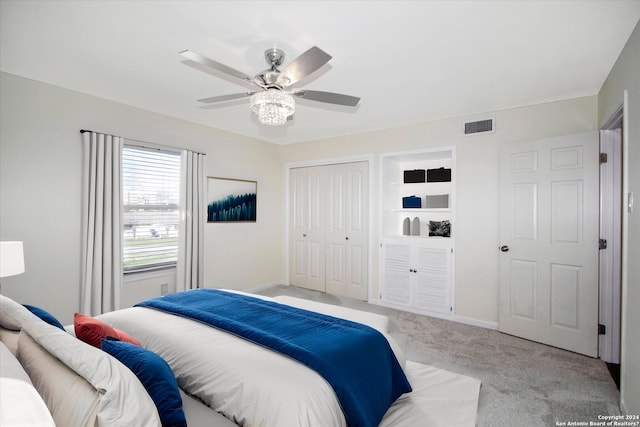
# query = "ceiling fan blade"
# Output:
<box><xmin>277</xmin><ymin>46</ymin><xmax>332</xmax><ymax>87</ymax></box>
<box><xmin>292</xmin><ymin>90</ymin><xmax>360</xmax><ymax>107</ymax></box>
<box><xmin>180</xmin><ymin>50</ymin><xmax>255</xmax><ymax>85</ymax></box>
<box><xmin>197</xmin><ymin>92</ymin><xmax>254</xmax><ymax>104</ymax></box>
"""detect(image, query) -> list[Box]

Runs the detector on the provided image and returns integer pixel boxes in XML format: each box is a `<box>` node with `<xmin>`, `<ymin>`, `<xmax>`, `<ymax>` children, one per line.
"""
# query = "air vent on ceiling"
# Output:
<box><xmin>464</xmin><ymin>118</ymin><xmax>494</xmax><ymax>135</ymax></box>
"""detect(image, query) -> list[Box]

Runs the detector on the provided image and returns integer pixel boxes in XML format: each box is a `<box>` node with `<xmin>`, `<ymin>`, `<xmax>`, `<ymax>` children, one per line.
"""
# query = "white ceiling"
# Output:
<box><xmin>1</xmin><ymin>1</ymin><xmax>639</xmax><ymax>145</ymax></box>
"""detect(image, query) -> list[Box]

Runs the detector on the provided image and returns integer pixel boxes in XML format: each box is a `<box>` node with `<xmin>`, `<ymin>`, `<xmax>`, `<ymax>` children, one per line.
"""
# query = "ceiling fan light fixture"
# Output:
<box><xmin>250</xmin><ymin>89</ymin><xmax>295</xmax><ymax>126</ymax></box>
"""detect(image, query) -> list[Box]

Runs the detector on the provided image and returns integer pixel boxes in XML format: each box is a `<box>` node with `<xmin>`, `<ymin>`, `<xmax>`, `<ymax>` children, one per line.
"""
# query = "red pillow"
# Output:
<box><xmin>74</xmin><ymin>313</ymin><xmax>141</xmax><ymax>348</ymax></box>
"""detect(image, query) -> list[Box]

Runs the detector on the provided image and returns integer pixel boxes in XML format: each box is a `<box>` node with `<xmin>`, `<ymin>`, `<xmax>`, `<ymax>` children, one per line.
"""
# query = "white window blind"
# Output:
<box><xmin>122</xmin><ymin>146</ymin><xmax>181</xmax><ymax>272</ymax></box>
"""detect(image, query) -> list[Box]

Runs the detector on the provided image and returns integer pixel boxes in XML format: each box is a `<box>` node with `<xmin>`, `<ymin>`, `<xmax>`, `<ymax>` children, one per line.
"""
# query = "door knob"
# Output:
<box><xmin>500</xmin><ymin>245</ymin><xmax>509</xmax><ymax>252</ymax></box>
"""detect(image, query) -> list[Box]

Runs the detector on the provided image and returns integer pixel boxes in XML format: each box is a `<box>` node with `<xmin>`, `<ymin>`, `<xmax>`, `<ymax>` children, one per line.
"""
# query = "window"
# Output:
<box><xmin>122</xmin><ymin>146</ymin><xmax>181</xmax><ymax>273</ymax></box>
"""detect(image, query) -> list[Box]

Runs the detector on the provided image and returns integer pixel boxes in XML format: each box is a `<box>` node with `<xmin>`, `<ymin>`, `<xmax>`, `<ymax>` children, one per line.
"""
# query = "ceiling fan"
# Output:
<box><xmin>179</xmin><ymin>46</ymin><xmax>360</xmax><ymax>126</ymax></box>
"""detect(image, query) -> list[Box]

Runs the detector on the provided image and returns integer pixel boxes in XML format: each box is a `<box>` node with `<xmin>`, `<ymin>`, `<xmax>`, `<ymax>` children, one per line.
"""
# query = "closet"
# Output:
<box><xmin>289</xmin><ymin>161</ymin><xmax>369</xmax><ymax>300</ymax></box>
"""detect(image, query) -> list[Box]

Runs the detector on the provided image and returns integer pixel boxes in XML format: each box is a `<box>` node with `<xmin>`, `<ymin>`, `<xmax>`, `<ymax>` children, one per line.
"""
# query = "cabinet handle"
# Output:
<box><xmin>303</xmin><ymin>234</ymin><xmax>307</xmax><ymax>237</ymax></box>
<box><xmin>345</xmin><ymin>236</ymin><xmax>349</xmax><ymax>240</ymax></box>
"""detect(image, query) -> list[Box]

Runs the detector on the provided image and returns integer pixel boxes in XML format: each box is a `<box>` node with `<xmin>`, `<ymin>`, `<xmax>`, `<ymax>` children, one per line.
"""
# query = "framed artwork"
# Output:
<box><xmin>207</xmin><ymin>177</ymin><xmax>257</xmax><ymax>222</ymax></box>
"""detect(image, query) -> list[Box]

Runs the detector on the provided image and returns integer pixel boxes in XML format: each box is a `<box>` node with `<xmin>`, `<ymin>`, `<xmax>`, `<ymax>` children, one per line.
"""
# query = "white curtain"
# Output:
<box><xmin>177</xmin><ymin>150</ymin><xmax>205</xmax><ymax>291</ymax></box>
<box><xmin>80</xmin><ymin>132</ymin><xmax>123</xmax><ymax>315</ymax></box>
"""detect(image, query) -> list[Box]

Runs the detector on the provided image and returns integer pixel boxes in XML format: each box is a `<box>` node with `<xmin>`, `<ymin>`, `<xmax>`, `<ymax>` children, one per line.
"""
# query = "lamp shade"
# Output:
<box><xmin>0</xmin><ymin>241</ymin><xmax>25</xmax><ymax>278</ymax></box>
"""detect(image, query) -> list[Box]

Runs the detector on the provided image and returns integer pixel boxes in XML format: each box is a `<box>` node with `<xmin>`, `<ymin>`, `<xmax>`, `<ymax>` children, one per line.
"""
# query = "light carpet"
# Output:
<box><xmin>257</xmin><ymin>285</ymin><xmax>620</xmax><ymax>427</ymax></box>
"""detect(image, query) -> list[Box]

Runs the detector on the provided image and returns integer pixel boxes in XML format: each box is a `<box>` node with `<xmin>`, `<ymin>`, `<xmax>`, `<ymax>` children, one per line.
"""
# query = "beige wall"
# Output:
<box><xmin>0</xmin><ymin>70</ymin><xmax>601</xmax><ymax>330</ymax></box>
<box><xmin>279</xmin><ymin>96</ymin><xmax>598</xmax><ymax>325</ymax></box>
<box><xmin>0</xmin><ymin>66</ymin><xmax>616</xmax><ymax>365</ymax></box>
<box><xmin>0</xmin><ymin>72</ymin><xmax>283</xmax><ymax>324</ymax></box>
<box><xmin>598</xmin><ymin>20</ymin><xmax>640</xmax><ymax>415</ymax></box>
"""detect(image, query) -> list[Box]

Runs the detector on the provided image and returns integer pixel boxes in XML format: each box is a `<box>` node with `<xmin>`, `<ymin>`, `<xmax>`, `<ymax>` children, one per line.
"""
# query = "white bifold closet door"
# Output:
<box><xmin>290</xmin><ymin>165</ymin><xmax>325</xmax><ymax>292</ymax></box>
<box><xmin>289</xmin><ymin>162</ymin><xmax>369</xmax><ymax>300</ymax></box>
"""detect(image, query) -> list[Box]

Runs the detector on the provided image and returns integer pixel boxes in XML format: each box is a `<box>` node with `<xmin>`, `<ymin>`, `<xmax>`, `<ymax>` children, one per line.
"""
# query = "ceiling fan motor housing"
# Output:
<box><xmin>257</xmin><ymin>70</ymin><xmax>284</xmax><ymax>88</ymax></box>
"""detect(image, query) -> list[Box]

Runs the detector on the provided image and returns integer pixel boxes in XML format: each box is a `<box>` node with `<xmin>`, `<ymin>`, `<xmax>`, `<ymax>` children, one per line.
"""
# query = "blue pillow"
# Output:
<box><xmin>101</xmin><ymin>338</ymin><xmax>186</xmax><ymax>427</ymax></box>
<box><xmin>23</xmin><ymin>304</ymin><xmax>65</xmax><ymax>330</ymax></box>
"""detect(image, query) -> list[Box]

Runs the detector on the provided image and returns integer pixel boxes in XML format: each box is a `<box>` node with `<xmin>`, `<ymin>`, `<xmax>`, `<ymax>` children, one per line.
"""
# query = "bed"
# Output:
<box><xmin>0</xmin><ymin>290</ymin><xmax>481</xmax><ymax>427</ymax></box>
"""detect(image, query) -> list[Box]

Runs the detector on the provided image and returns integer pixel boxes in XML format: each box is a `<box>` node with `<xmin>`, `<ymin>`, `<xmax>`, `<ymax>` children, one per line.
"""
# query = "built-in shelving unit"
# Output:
<box><xmin>379</xmin><ymin>147</ymin><xmax>456</xmax><ymax>317</ymax></box>
<box><xmin>381</xmin><ymin>147</ymin><xmax>455</xmax><ymax>240</ymax></box>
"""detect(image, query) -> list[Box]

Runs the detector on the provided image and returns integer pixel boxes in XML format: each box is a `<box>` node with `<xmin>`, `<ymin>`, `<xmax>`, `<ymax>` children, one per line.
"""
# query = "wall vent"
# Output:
<box><xmin>464</xmin><ymin>118</ymin><xmax>494</xmax><ymax>135</ymax></box>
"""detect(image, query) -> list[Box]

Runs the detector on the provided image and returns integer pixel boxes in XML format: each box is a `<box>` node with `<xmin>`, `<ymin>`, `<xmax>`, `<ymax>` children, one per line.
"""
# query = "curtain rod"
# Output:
<box><xmin>80</xmin><ymin>129</ymin><xmax>206</xmax><ymax>156</ymax></box>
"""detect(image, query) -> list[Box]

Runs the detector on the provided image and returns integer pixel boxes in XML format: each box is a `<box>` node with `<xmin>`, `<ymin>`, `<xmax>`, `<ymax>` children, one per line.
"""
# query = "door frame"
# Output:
<box><xmin>599</xmin><ymin>105</ymin><xmax>623</xmax><ymax>363</ymax></box>
<box><xmin>284</xmin><ymin>155</ymin><xmax>374</xmax><ymax>299</ymax></box>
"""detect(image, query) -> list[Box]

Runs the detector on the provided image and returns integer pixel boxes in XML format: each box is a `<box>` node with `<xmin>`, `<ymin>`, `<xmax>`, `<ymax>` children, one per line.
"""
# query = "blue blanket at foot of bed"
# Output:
<box><xmin>136</xmin><ymin>289</ymin><xmax>412</xmax><ymax>427</ymax></box>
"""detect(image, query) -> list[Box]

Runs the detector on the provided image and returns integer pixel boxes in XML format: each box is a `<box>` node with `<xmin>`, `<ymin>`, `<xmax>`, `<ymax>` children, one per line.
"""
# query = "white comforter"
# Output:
<box><xmin>99</xmin><ymin>306</ymin><xmax>347</xmax><ymax>427</ymax></box>
<box><xmin>98</xmin><ymin>294</ymin><xmax>481</xmax><ymax>427</ymax></box>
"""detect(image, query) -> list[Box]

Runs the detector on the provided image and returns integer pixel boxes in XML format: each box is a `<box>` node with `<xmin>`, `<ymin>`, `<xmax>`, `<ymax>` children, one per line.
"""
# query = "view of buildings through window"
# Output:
<box><xmin>122</xmin><ymin>146</ymin><xmax>181</xmax><ymax>272</ymax></box>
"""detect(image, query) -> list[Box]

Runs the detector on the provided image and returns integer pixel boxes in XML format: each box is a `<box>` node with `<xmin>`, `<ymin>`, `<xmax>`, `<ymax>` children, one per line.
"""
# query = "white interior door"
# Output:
<box><xmin>289</xmin><ymin>168</ymin><xmax>307</xmax><ymax>286</ymax></box>
<box><xmin>344</xmin><ymin>162</ymin><xmax>368</xmax><ymax>300</ymax></box>
<box><xmin>325</xmin><ymin>162</ymin><xmax>368</xmax><ymax>300</ymax></box>
<box><xmin>288</xmin><ymin>166</ymin><xmax>325</xmax><ymax>292</ymax></box>
<box><xmin>325</xmin><ymin>164</ymin><xmax>346</xmax><ymax>295</ymax></box>
<box><xmin>499</xmin><ymin>132</ymin><xmax>599</xmax><ymax>357</ymax></box>
<box><xmin>304</xmin><ymin>167</ymin><xmax>326</xmax><ymax>291</ymax></box>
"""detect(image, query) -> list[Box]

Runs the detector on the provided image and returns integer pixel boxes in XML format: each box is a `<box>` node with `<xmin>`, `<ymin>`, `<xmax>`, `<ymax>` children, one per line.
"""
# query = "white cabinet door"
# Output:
<box><xmin>499</xmin><ymin>132</ymin><xmax>599</xmax><ymax>357</ymax></box>
<box><xmin>381</xmin><ymin>241</ymin><xmax>452</xmax><ymax>313</ymax></box>
<box><xmin>381</xmin><ymin>243</ymin><xmax>412</xmax><ymax>306</ymax></box>
<box><xmin>414</xmin><ymin>247</ymin><xmax>452</xmax><ymax>314</ymax></box>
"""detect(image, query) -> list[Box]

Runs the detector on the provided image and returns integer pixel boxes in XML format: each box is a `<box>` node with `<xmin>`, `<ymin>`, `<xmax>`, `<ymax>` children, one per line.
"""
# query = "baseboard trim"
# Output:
<box><xmin>247</xmin><ymin>282</ymin><xmax>286</xmax><ymax>293</ymax></box>
<box><xmin>453</xmin><ymin>315</ymin><xmax>499</xmax><ymax>330</ymax></box>
<box><xmin>369</xmin><ymin>299</ymin><xmax>499</xmax><ymax>330</ymax></box>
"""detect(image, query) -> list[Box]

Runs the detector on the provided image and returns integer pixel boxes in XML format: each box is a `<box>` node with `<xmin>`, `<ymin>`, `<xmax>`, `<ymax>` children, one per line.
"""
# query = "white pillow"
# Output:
<box><xmin>0</xmin><ymin>295</ymin><xmax>32</xmax><ymax>331</ymax></box>
<box><xmin>18</xmin><ymin>330</ymin><xmax>101</xmax><ymax>427</ymax></box>
<box><xmin>0</xmin><ymin>341</ymin><xmax>55</xmax><ymax>427</ymax></box>
<box><xmin>0</xmin><ymin>377</ymin><xmax>56</xmax><ymax>427</ymax></box>
<box><xmin>19</xmin><ymin>314</ymin><xmax>162</xmax><ymax>427</ymax></box>
<box><xmin>0</xmin><ymin>341</ymin><xmax>32</xmax><ymax>383</ymax></box>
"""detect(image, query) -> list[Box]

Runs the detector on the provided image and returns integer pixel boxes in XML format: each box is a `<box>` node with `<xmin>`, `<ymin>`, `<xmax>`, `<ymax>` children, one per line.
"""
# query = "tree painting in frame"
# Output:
<box><xmin>207</xmin><ymin>177</ymin><xmax>257</xmax><ymax>222</ymax></box>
